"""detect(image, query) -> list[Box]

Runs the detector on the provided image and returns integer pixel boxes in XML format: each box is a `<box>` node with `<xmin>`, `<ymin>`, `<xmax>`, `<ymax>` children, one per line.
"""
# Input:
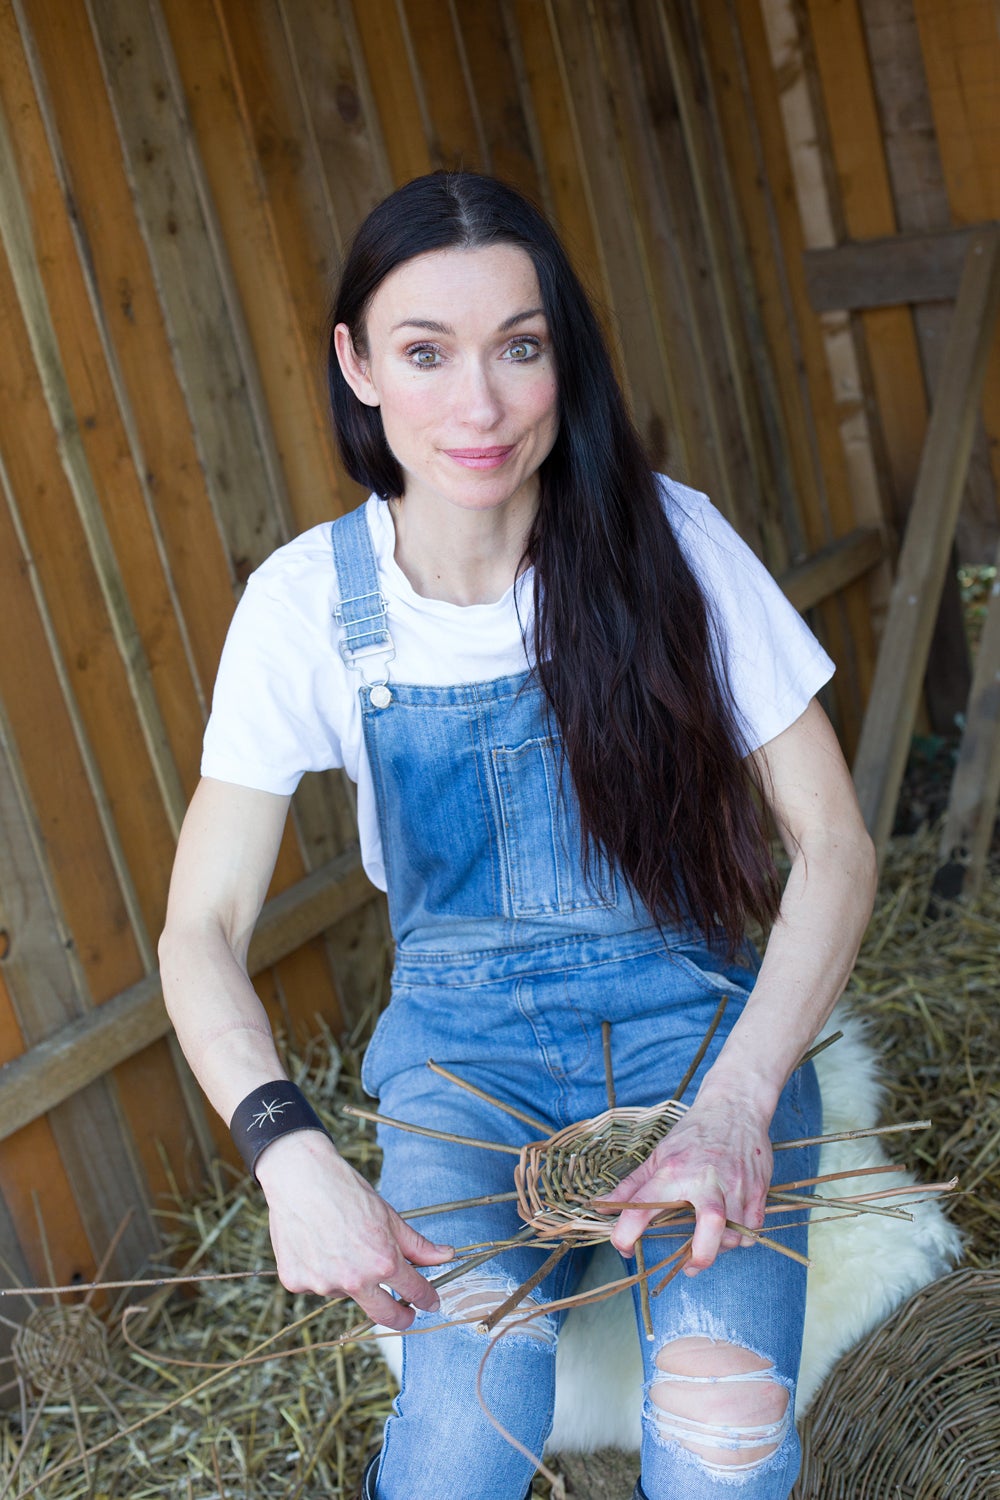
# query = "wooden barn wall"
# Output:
<box><xmin>0</xmin><ymin>0</ymin><xmax>996</xmax><ymax>1289</ymax></box>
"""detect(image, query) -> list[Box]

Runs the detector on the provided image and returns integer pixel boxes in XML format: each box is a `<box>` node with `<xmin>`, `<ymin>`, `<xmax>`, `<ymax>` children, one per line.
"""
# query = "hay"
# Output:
<box><xmin>848</xmin><ymin>830</ymin><xmax>1000</xmax><ymax>1266</ymax></box>
<box><xmin>0</xmin><ymin>833</ymin><xmax>996</xmax><ymax>1498</ymax></box>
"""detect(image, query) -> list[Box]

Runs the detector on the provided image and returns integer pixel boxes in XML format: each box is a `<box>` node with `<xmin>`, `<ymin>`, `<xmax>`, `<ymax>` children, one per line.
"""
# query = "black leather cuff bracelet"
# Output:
<box><xmin>229</xmin><ymin>1080</ymin><xmax>331</xmax><ymax>1179</ymax></box>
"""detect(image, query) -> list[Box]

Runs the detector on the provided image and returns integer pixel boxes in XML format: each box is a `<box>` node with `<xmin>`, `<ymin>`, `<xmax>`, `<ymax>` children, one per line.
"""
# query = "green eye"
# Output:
<box><xmin>506</xmin><ymin>338</ymin><xmax>540</xmax><ymax>361</ymax></box>
<box><xmin>408</xmin><ymin>345</ymin><xmax>441</xmax><ymax>367</ymax></box>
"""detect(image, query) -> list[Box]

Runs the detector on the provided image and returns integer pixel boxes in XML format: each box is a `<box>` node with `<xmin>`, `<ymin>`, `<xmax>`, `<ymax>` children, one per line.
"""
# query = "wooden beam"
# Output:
<box><xmin>853</xmin><ymin>229</ymin><xmax>1000</xmax><ymax>858</ymax></box>
<box><xmin>803</xmin><ymin>225</ymin><xmax>983</xmax><ymax>312</ymax></box>
<box><xmin>779</xmin><ymin>526</ymin><xmax>885</xmax><ymax>613</ymax></box>
<box><xmin>932</xmin><ymin>548</ymin><xmax>1000</xmax><ymax>902</ymax></box>
<box><xmin>0</xmin><ymin>848</ymin><xmax>375</xmax><ymax>1145</ymax></box>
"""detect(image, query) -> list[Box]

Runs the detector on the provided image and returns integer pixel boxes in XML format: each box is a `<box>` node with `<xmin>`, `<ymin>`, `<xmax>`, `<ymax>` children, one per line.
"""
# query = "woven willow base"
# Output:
<box><xmin>793</xmin><ymin>1268</ymin><xmax>1000</xmax><ymax>1499</ymax></box>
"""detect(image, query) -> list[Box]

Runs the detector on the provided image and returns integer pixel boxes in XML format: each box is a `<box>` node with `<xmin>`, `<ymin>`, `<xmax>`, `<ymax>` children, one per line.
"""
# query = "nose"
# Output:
<box><xmin>455</xmin><ymin>357</ymin><xmax>503</xmax><ymax>431</ymax></box>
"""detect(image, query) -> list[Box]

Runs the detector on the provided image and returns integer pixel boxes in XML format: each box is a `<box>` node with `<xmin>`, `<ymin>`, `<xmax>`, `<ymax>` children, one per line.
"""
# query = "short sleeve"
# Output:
<box><xmin>201</xmin><ymin>568</ymin><xmax>344</xmax><ymax>795</ymax></box>
<box><xmin>661</xmin><ymin>480</ymin><xmax>835</xmax><ymax>754</ymax></box>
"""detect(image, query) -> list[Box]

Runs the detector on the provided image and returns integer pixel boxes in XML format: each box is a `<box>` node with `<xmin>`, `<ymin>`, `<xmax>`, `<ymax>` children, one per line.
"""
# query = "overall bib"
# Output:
<box><xmin>331</xmin><ymin>504</ymin><xmax>820</xmax><ymax>1500</ymax></box>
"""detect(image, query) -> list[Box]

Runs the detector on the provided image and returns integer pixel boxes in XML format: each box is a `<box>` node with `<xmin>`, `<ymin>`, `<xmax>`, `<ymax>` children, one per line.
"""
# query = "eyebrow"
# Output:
<box><xmin>391</xmin><ymin>307</ymin><xmax>546</xmax><ymax>336</ymax></box>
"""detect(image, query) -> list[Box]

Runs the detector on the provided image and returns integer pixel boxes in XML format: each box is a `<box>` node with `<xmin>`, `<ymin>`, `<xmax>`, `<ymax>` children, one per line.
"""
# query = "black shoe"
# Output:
<box><xmin>359</xmin><ymin>1454</ymin><xmax>378</xmax><ymax>1499</ymax></box>
<box><xmin>631</xmin><ymin>1482</ymin><xmax>650</xmax><ymax>1500</ymax></box>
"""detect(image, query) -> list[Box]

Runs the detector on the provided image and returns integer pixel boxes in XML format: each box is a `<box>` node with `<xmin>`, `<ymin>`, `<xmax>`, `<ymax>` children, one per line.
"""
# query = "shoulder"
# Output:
<box><xmin>654</xmin><ymin>474</ymin><xmax>748</xmax><ymax>566</ymax></box>
<box><xmin>247</xmin><ymin>520</ymin><xmax>335</xmax><ymax>604</ymax></box>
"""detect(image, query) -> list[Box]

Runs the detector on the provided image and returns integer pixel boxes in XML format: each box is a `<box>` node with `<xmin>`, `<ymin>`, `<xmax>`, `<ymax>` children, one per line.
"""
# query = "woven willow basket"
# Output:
<box><xmin>793</xmin><ymin>1268</ymin><xmax>1000</xmax><ymax>1499</ymax></box>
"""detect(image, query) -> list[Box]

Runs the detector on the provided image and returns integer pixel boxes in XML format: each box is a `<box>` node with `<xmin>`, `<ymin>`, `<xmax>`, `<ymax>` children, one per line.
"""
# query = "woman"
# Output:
<box><xmin>159</xmin><ymin>172</ymin><xmax>877</xmax><ymax>1500</ymax></box>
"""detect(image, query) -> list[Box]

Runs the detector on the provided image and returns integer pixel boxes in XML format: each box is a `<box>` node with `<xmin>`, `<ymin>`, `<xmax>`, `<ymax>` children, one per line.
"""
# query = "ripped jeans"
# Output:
<box><xmin>365</xmin><ymin>932</ymin><xmax>821</xmax><ymax>1500</ymax></box>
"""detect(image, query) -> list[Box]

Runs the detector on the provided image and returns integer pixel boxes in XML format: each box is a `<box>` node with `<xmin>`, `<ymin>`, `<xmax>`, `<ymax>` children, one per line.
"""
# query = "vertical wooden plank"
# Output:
<box><xmin>701</xmin><ymin>0</ymin><xmax>879</xmax><ymax>746</ymax></box>
<box><xmin>0</xmin><ymin>217</ymin><xmax>174</xmax><ymax>961</ymax></box>
<box><xmin>13</xmin><ymin>0</ymin><xmax>236</xmax><ymax>707</ymax></box>
<box><xmin>276</xmin><ymin>0</ymin><xmax>394</xmax><ymax>240</ymax></box>
<box><xmin>542</xmin><ymin>0</ymin><xmax>675</xmax><ymax>451</ymax></box>
<box><xmin>86</xmin><ymin>0</ymin><xmax>294</xmax><ymax>574</ymax></box>
<box><xmin>172</xmin><ymin>0</ymin><xmax>387</xmax><ymax>1031</ymax></box>
<box><xmin>79</xmin><ymin>0</ymin><xmax>353</xmax><ymax>1036</ymax></box>
<box><xmin>626</xmin><ymin>0</ymin><xmax>788</xmax><ymax>553</ymax></box>
<box><xmin>757</xmin><ymin>0</ymin><xmax>891</xmax><ymax>566</ymax></box>
<box><xmin>806</xmin><ymin>0</ymin><xmax>927</xmax><ymax>509</ymax></box>
<box><xmin>860</xmin><ymin>0</ymin><xmax>998</xmax><ymax>565</ymax></box>
<box><xmin>695</xmin><ymin>0</ymin><xmax>823</xmax><ymax>563</ymax></box>
<box><xmin>0</xmin><ymin>979</ymin><xmax>96</xmax><ymax>1293</ymax></box>
<box><xmin>507</xmin><ymin>0</ymin><xmax>608</xmax><ymax>301</ymax></box>
<box><xmin>807</xmin><ymin>0</ymin><xmax>971</xmax><ymax>731</ymax></box>
<box><xmin>0</xmin><ymin>87</ymin><xmax>188</xmax><ymax>836</ymax></box>
<box><xmin>0</xmin><ymin>705</ymin><xmax>156</xmax><ymax>1275</ymax></box>
<box><xmin>399</xmin><ymin>0</ymin><xmax>484</xmax><ymax>169</ymax></box>
<box><xmin>348</xmin><ymin>0</ymin><xmax>434</xmax><ymax>183</ymax></box>
<box><xmin>0</xmin><ymin>345</ymin><xmax>213</xmax><ymax>1203</ymax></box>
<box><xmin>451</xmin><ymin>0</ymin><xmax>546</xmax><ymax>200</ymax></box>
<box><xmin>156</xmin><ymin>0</ymin><xmax>351</xmax><ymax>537</ymax></box>
<box><xmin>0</xmin><ymin>1</ymin><xmax>220</xmax><ymax>1188</ymax></box>
<box><xmin>912</xmin><ymin>0</ymin><xmax>1000</xmax><ymax>506</ymax></box>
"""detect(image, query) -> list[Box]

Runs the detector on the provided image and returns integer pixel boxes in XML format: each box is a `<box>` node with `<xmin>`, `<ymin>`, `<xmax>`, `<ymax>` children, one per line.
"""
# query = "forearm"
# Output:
<box><xmin>159</xmin><ymin>919</ymin><xmax>289</xmax><ymax>1122</ymax></box>
<box><xmin>700</xmin><ymin>818</ymin><xmax>877</xmax><ymax>1117</ymax></box>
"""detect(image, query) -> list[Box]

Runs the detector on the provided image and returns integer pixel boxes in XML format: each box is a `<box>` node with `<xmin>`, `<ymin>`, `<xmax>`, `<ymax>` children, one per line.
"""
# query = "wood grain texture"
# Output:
<box><xmin>806</xmin><ymin>0</ymin><xmax>970</xmax><ymax>729</ymax></box>
<box><xmin>451</xmin><ymin>0</ymin><xmax>545</xmax><ymax>198</ymax></box>
<box><xmin>0</xmin><ymin>849</ymin><xmax>375</xmax><ymax>1143</ymax></box>
<box><xmin>158</xmin><ymin>0</ymin><xmax>350</xmax><ymax>539</ymax></box>
<box><xmin>803</xmin><ymin>227</ymin><xmax>976</xmax><ymax>311</ymax></box>
<box><xmin>14</xmin><ymin>0</ymin><xmax>237</xmax><ymax>707</ymax></box>
<box><xmin>0</xmin><ymin>702</ymin><xmax>156</xmax><ymax>1275</ymax></box>
<box><xmin>860</xmin><ymin>0</ymin><xmax>998</xmax><ymax>564</ymax></box>
<box><xmin>349</xmin><ymin>0</ymin><xmax>433</xmax><ymax>183</ymax></box>
<box><xmin>914</xmin><ymin>0</ymin><xmax>1000</xmax><ymax>500</ymax></box>
<box><xmin>87</xmin><ymin>0</ymin><xmax>294</xmax><ymax>578</ymax></box>
<box><xmin>715</xmin><ymin>0</ymin><xmax>879</xmax><ymax>747</ymax></box>
<box><xmin>853</xmin><ymin>229</ymin><xmax>1000</xmax><ymax>857</ymax></box>
<box><xmin>779</xmin><ymin>527</ymin><xmax>885</xmax><ymax>612</ymax></box>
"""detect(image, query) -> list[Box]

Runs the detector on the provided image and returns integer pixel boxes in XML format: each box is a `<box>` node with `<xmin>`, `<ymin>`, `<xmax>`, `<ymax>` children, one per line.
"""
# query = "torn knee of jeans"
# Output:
<box><xmin>436</xmin><ymin>1272</ymin><xmax>558</xmax><ymax>1345</ymax></box>
<box><xmin>645</xmin><ymin>1335</ymin><xmax>791</xmax><ymax>1477</ymax></box>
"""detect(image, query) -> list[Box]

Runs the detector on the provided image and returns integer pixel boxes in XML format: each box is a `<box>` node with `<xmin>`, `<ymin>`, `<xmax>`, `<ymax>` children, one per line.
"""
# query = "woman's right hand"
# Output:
<box><xmin>254</xmin><ymin>1130</ymin><xmax>454</xmax><ymax>1330</ymax></box>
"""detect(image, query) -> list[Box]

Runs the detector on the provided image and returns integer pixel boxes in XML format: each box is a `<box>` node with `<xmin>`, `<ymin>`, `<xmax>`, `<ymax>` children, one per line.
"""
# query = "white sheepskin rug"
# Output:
<box><xmin>378</xmin><ymin>1002</ymin><xmax>962</xmax><ymax>1452</ymax></box>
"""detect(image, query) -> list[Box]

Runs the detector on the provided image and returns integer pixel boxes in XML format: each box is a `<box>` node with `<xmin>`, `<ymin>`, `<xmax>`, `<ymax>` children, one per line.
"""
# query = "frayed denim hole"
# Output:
<box><xmin>643</xmin><ymin>1335</ymin><xmax>793</xmax><ymax>1481</ymax></box>
<box><xmin>436</xmin><ymin>1272</ymin><xmax>558</xmax><ymax>1348</ymax></box>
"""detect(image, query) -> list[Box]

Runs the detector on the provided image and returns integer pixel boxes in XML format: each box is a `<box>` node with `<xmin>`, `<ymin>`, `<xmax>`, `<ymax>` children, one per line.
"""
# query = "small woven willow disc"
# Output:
<box><xmin>12</xmin><ymin>1304</ymin><xmax>111</xmax><ymax>1397</ymax></box>
<box><xmin>515</xmin><ymin>1099</ymin><xmax>688</xmax><ymax>1240</ymax></box>
<box><xmin>793</xmin><ymin>1268</ymin><xmax>1000</xmax><ymax>1499</ymax></box>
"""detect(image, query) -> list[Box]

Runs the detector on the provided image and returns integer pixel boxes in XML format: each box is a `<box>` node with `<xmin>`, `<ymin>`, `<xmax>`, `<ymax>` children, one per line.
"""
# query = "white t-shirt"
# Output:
<box><xmin>202</xmin><ymin>479</ymin><xmax>834</xmax><ymax>891</ymax></box>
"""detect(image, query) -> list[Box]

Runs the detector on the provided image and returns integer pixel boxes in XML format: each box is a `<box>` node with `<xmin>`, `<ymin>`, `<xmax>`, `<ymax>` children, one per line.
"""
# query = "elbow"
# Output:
<box><xmin>860</xmin><ymin>824</ymin><xmax>878</xmax><ymax>914</ymax></box>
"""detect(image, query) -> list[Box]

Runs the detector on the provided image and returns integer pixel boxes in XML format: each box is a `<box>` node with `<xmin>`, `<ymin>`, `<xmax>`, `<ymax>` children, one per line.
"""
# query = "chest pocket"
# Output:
<box><xmin>492</xmin><ymin>736</ymin><xmax>616</xmax><ymax>917</ymax></box>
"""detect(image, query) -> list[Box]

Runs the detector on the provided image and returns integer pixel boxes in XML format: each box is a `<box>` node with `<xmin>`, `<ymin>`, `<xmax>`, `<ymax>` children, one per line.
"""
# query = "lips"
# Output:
<box><xmin>443</xmin><ymin>445</ymin><xmax>515</xmax><ymax>469</ymax></box>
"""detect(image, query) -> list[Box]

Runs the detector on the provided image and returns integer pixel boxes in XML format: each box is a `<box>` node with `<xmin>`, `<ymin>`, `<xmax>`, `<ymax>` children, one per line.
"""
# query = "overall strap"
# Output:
<box><xmin>330</xmin><ymin>502</ymin><xmax>395</xmax><ymax>707</ymax></box>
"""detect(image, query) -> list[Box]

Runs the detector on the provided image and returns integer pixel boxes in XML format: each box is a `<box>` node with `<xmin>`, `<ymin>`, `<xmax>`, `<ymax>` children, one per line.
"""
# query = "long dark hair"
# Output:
<box><xmin>329</xmin><ymin>172</ymin><xmax>779</xmax><ymax>949</ymax></box>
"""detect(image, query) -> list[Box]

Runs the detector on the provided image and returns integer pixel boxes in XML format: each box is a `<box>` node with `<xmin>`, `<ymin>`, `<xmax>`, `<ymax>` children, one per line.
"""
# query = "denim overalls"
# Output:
<box><xmin>331</xmin><ymin>504</ymin><xmax>820</xmax><ymax>1500</ymax></box>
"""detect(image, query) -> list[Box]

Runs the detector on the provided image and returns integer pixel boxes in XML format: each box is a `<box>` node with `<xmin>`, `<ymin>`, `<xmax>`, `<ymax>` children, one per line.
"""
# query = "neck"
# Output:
<box><xmin>389</xmin><ymin>490</ymin><xmax>537</xmax><ymax>605</ymax></box>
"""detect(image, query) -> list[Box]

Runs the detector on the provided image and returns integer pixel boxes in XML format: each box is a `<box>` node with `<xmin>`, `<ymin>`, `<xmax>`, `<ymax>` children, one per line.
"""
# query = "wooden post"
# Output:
<box><xmin>853</xmin><ymin>229</ymin><xmax>1000</xmax><ymax>859</ymax></box>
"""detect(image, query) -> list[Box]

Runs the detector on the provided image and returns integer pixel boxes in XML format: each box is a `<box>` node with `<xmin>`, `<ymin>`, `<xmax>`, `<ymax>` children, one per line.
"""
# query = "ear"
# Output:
<box><xmin>333</xmin><ymin>323</ymin><xmax>380</xmax><ymax>407</ymax></box>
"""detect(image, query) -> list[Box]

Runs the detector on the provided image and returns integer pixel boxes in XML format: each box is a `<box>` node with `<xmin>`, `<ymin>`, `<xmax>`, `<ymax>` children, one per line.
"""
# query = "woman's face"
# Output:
<box><xmin>335</xmin><ymin>244</ymin><xmax>559</xmax><ymax>519</ymax></box>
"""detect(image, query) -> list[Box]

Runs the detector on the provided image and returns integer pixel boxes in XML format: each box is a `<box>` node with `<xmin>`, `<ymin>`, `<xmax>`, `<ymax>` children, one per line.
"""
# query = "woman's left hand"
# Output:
<box><xmin>599</xmin><ymin>1092</ymin><xmax>773</xmax><ymax>1274</ymax></box>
